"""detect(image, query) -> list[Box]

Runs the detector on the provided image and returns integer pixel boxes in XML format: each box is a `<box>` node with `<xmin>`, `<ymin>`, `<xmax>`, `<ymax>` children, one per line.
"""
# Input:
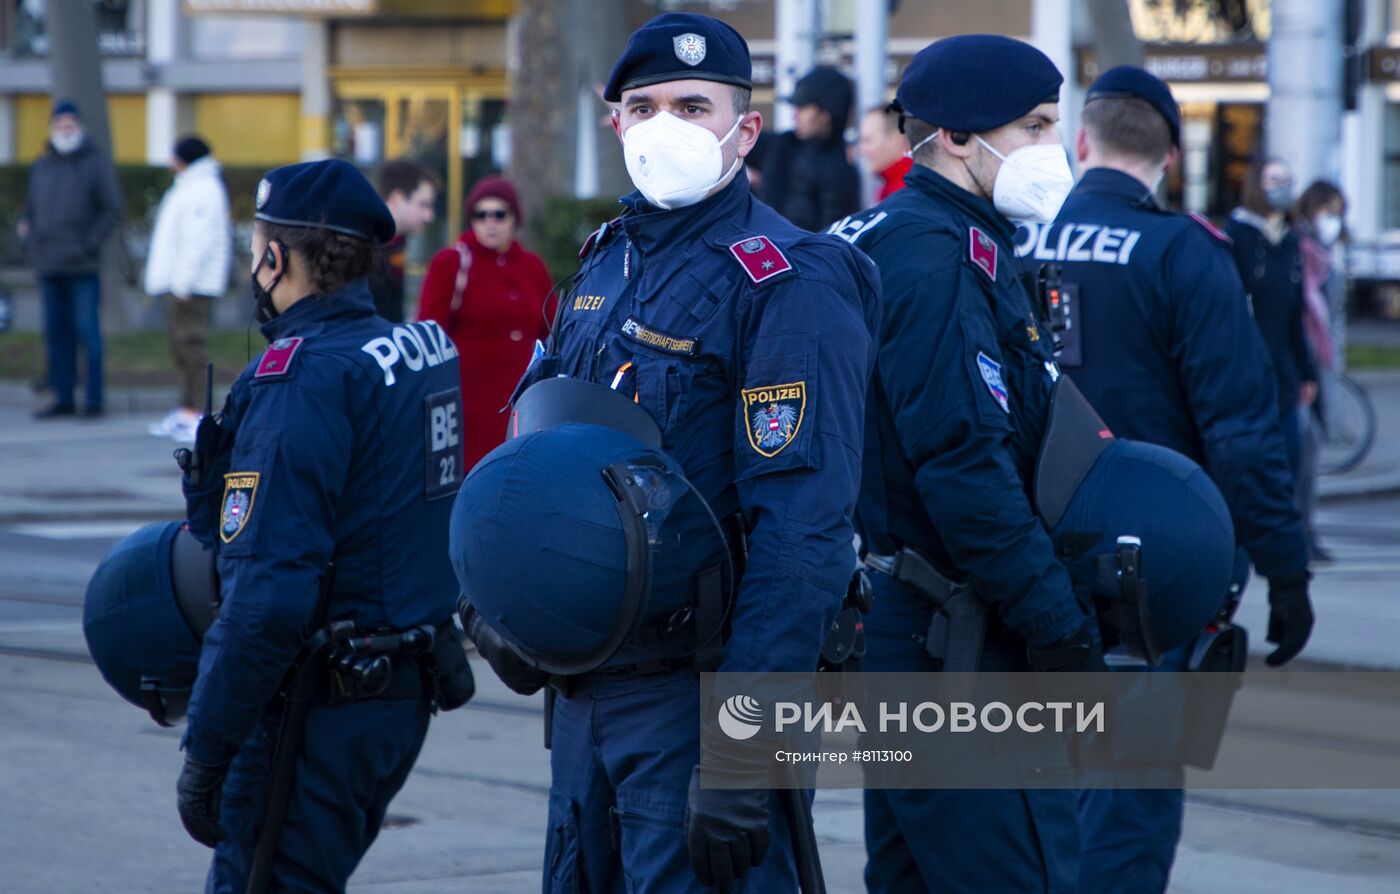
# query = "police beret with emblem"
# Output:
<box><xmin>253</xmin><ymin>158</ymin><xmax>395</xmax><ymax>244</ymax></box>
<box><xmin>895</xmin><ymin>34</ymin><xmax>1062</xmax><ymax>134</ymax></box>
<box><xmin>603</xmin><ymin>12</ymin><xmax>751</xmax><ymax>103</ymax></box>
<box><xmin>1086</xmin><ymin>65</ymin><xmax>1181</xmax><ymax>147</ymax></box>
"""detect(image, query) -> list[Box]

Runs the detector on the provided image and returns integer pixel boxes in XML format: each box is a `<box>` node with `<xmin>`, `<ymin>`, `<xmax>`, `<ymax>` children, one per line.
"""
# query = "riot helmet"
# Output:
<box><xmin>1050</xmin><ymin>438</ymin><xmax>1236</xmax><ymax>663</ymax></box>
<box><xmin>83</xmin><ymin>522</ymin><xmax>219</xmax><ymax>726</ymax></box>
<box><xmin>450</xmin><ymin>421</ymin><xmax>734</xmax><ymax>676</ymax></box>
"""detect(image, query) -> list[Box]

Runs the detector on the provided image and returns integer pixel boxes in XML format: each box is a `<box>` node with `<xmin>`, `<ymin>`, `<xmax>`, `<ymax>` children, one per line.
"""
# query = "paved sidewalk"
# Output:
<box><xmin>2</xmin><ymin>370</ymin><xmax>1399</xmax><ymax>668</ymax></box>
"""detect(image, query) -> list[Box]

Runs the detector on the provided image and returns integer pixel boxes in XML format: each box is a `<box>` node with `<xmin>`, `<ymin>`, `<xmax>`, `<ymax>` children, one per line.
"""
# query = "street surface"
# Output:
<box><xmin>1</xmin><ymin>376</ymin><xmax>1398</xmax><ymax>892</ymax></box>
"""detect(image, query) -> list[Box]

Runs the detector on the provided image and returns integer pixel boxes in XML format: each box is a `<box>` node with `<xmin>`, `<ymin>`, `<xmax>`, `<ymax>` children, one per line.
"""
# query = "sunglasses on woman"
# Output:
<box><xmin>472</xmin><ymin>209</ymin><xmax>512</xmax><ymax>222</ymax></box>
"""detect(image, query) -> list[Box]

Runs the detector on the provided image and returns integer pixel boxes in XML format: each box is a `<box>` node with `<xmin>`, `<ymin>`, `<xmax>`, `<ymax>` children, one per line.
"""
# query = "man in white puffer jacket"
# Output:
<box><xmin>144</xmin><ymin>136</ymin><xmax>232</xmax><ymax>442</ymax></box>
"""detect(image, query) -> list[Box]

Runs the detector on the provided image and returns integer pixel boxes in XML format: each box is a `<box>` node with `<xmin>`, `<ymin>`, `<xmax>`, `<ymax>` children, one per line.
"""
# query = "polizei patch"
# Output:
<box><xmin>976</xmin><ymin>352</ymin><xmax>1009</xmax><ymax>413</ymax></box>
<box><xmin>742</xmin><ymin>381</ymin><xmax>806</xmax><ymax>457</ymax></box>
<box><xmin>220</xmin><ymin>472</ymin><xmax>260</xmax><ymax>543</ymax></box>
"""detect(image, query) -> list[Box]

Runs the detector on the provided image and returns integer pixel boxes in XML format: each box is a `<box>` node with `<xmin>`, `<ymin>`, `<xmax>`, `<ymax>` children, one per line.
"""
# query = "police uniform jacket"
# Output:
<box><xmin>1036</xmin><ymin>168</ymin><xmax>1307</xmax><ymax>578</ymax></box>
<box><xmin>181</xmin><ymin>279</ymin><xmax>463</xmax><ymax>764</ymax></box>
<box><xmin>544</xmin><ymin>172</ymin><xmax>880</xmax><ymax>673</ymax></box>
<box><xmin>832</xmin><ymin>164</ymin><xmax>1084</xmax><ymax>647</ymax></box>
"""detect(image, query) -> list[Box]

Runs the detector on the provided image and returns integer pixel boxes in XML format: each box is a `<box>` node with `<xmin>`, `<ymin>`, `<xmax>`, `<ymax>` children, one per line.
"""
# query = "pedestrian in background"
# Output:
<box><xmin>372</xmin><ymin>158</ymin><xmax>438</xmax><ymax>323</ymax></box>
<box><xmin>857</xmin><ymin>104</ymin><xmax>911</xmax><ymax>203</ymax></box>
<box><xmin>17</xmin><ymin>99</ymin><xmax>123</xmax><ymax>419</ymax></box>
<box><xmin>762</xmin><ymin>65</ymin><xmax>861</xmax><ymax>230</ymax></box>
<box><xmin>1226</xmin><ymin>158</ymin><xmax>1318</xmax><ymax>497</ymax></box>
<box><xmin>144</xmin><ymin>136</ymin><xmax>231</xmax><ymax>444</ymax></box>
<box><xmin>417</xmin><ymin>175</ymin><xmax>553</xmax><ymax>470</ymax></box>
<box><xmin>1295</xmin><ymin>179</ymin><xmax>1348</xmax><ymax>561</ymax></box>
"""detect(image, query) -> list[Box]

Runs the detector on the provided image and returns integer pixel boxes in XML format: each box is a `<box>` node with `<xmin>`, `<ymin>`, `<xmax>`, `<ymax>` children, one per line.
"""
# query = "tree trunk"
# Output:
<box><xmin>510</xmin><ymin>0</ymin><xmax>631</xmax><ymax>220</ymax></box>
<box><xmin>510</xmin><ymin>0</ymin><xmax>575</xmax><ymax>223</ymax></box>
<box><xmin>1083</xmin><ymin>0</ymin><xmax>1144</xmax><ymax>70</ymax></box>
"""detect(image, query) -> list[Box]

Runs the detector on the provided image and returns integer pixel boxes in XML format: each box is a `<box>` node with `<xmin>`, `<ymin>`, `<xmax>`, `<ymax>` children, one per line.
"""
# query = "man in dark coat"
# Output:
<box><xmin>762</xmin><ymin>66</ymin><xmax>861</xmax><ymax>231</ymax></box>
<box><xmin>18</xmin><ymin>100</ymin><xmax>123</xmax><ymax>418</ymax></box>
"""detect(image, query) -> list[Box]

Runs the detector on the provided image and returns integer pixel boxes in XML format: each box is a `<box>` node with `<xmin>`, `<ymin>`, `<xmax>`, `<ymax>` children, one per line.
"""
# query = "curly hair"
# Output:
<box><xmin>256</xmin><ymin>221</ymin><xmax>381</xmax><ymax>297</ymax></box>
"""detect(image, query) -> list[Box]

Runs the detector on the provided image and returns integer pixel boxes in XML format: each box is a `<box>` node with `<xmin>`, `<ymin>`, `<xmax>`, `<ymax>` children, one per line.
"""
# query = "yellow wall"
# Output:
<box><xmin>15</xmin><ymin>94</ymin><xmax>146</xmax><ymax>163</ymax></box>
<box><xmin>193</xmin><ymin>94</ymin><xmax>301</xmax><ymax>166</ymax></box>
<box><xmin>109</xmin><ymin>95</ymin><xmax>147</xmax><ymax>163</ymax></box>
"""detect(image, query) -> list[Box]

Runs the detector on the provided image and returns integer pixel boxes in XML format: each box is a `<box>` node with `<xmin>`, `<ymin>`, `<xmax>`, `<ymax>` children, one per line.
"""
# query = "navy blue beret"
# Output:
<box><xmin>603</xmin><ymin>13</ymin><xmax>751</xmax><ymax>103</ymax></box>
<box><xmin>254</xmin><ymin>159</ymin><xmax>395</xmax><ymax>244</ymax></box>
<box><xmin>1086</xmin><ymin>65</ymin><xmax>1181</xmax><ymax>147</ymax></box>
<box><xmin>895</xmin><ymin>35</ymin><xmax>1063</xmax><ymax>133</ymax></box>
<box><xmin>52</xmin><ymin>99</ymin><xmax>79</xmax><ymax>119</ymax></box>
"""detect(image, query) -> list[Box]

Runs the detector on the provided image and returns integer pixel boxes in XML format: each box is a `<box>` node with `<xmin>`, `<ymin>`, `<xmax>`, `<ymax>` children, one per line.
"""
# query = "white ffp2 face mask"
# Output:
<box><xmin>975</xmin><ymin>135</ymin><xmax>1074</xmax><ymax>223</ymax></box>
<box><xmin>1314</xmin><ymin>213</ymin><xmax>1343</xmax><ymax>247</ymax></box>
<box><xmin>623</xmin><ymin>112</ymin><xmax>743</xmax><ymax>210</ymax></box>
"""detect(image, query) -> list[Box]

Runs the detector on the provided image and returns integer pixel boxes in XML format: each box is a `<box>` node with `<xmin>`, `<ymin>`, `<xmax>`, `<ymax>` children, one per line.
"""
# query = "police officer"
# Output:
<box><xmin>1029</xmin><ymin>66</ymin><xmax>1313</xmax><ymax>894</ymax></box>
<box><xmin>462</xmin><ymin>13</ymin><xmax>879</xmax><ymax>892</ymax></box>
<box><xmin>827</xmin><ymin>35</ymin><xmax>1093</xmax><ymax>893</ymax></box>
<box><xmin>174</xmin><ymin>159</ymin><xmax>467</xmax><ymax>892</ymax></box>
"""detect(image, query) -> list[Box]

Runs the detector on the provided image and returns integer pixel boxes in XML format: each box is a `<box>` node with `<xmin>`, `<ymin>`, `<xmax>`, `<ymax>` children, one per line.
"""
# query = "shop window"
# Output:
<box><xmin>188</xmin><ymin>15</ymin><xmax>300</xmax><ymax>60</ymax></box>
<box><xmin>8</xmin><ymin>0</ymin><xmax>145</xmax><ymax>57</ymax></box>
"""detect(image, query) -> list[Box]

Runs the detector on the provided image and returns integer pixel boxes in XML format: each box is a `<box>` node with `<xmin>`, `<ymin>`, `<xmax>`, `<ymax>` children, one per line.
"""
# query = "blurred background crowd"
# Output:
<box><xmin>0</xmin><ymin>0</ymin><xmax>1394</xmax><ymax>502</ymax></box>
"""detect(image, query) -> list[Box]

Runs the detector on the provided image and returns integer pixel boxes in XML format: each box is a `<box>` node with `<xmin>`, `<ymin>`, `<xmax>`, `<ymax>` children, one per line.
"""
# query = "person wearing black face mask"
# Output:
<box><xmin>173</xmin><ymin>159</ymin><xmax>469</xmax><ymax>893</ymax></box>
<box><xmin>1226</xmin><ymin>158</ymin><xmax>1319</xmax><ymax>497</ymax></box>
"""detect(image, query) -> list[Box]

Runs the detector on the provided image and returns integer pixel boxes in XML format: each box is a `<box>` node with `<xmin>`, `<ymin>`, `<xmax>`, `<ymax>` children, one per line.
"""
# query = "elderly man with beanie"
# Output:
<box><xmin>18</xmin><ymin>99</ymin><xmax>123</xmax><ymax>419</ymax></box>
<box><xmin>828</xmin><ymin>35</ymin><xmax>1093</xmax><ymax>893</ymax></box>
<box><xmin>452</xmin><ymin>12</ymin><xmax>879</xmax><ymax>892</ymax></box>
<box><xmin>417</xmin><ymin>174</ymin><xmax>553</xmax><ymax>469</ymax></box>
<box><xmin>1031</xmin><ymin>65</ymin><xmax>1313</xmax><ymax>894</ymax></box>
<box><xmin>145</xmin><ymin>136</ymin><xmax>232</xmax><ymax>443</ymax></box>
<box><xmin>763</xmin><ymin>65</ymin><xmax>861</xmax><ymax>230</ymax></box>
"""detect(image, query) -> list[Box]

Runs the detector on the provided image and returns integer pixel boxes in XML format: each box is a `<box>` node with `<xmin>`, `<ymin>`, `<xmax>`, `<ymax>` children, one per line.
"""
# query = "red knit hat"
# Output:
<box><xmin>466</xmin><ymin>175</ymin><xmax>521</xmax><ymax>220</ymax></box>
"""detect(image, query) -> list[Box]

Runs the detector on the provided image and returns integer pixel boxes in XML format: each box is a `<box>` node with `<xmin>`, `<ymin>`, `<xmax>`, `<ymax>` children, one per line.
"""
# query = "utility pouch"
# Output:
<box><xmin>1179</xmin><ymin>621</ymin><xmax>1247</xmax><ymax>769</ymax></box>
<box><xmin>427</xmin><ymin>619</ymin><xmax>477</xmax><ymax>711</ymax></box>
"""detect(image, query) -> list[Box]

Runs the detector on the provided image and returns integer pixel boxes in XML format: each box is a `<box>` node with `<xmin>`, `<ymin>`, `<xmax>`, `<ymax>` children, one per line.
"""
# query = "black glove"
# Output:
<box><xmin>176</xmin><ymin>754</ymin><xmax>230</xmax><ymax>848</ymax></box>
<box><xmin>459</xmin><ymin>601</ymin><xmax>549</xmax><ymax>696</ymax></box>
<box><xmin>1265</xmin><ymin>569</ymin><xmax>1314</xmax><ymax>667</ymax></box>
<box><xmin>683</xmin><ymin>766</ymin><xmax>771</xmax><ymax>892</ymax></box>
<box><xmin>1027</xmin><ymin>619</ymin><xmax>1106</xmax><ymax>672</ymax></box>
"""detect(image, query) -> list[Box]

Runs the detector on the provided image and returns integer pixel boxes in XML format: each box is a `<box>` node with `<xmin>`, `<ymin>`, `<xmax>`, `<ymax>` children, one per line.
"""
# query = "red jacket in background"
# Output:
<box><xmin>418</xmin><ymin>230</ymin><xmax>555</xmax><ymax>470</ymax></box>
<box><xmin>877</xmin><ymin>156</ymin><xmax>913</xmax><ymax>202</ymax></box>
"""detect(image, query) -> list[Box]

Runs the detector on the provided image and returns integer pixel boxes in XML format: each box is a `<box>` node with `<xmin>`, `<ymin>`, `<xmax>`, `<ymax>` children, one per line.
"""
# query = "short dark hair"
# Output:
<box><xmin>903</xmin><ymin>117</ymin><xmax>941</xmax><ymax>166</ymax></box>
<box><xmin>256</xmin><ymin>221</ymin><xmax>381</xmax><ymax>298</ymax></box>
<box><xmin>374</xmin><ymin>158</ymin><xmax>436</xmax><ymax>200</ymax></box>
<box><xmin>1081</xmin><ymin>96</ymin><xmax>1171</xmax><ymax>166</ymax></box>
<box><xmin>732</xmin><ymin>86</ymin><xmax>752</xmax><ymax>116</ymax></box>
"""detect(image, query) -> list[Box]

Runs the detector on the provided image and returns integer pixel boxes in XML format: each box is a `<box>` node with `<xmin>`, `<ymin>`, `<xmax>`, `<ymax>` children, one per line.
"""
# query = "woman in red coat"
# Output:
<box><xmin>418</xmin><ymin>176</ymin><xmax>554</xmax><ymax>470</ymax></box>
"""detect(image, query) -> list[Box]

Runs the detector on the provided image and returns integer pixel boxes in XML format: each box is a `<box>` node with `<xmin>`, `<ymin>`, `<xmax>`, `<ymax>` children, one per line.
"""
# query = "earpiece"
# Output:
<box><xmin>951</xmin><ymin>132</ymin><xmax>970</xmax><ymax>146</ymax></box>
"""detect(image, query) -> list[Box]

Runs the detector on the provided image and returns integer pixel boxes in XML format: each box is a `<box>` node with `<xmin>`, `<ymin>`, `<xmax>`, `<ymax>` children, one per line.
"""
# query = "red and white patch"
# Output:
<box><xmin>1189</xmin><ymin>212</ymin><xmax>1232</xmax><ymax>245</ymax></box>
<box><xmin>254</xmin><ymin>336</ymin><xmax>303</xmax><ymax>378</ymax></box>
<box><xmin>969</xmin><ymin>227</ymin><xmax>998</xmax><ymax>281</ymax></box>
<box><xmin>728</xmin><ymin>236</ymin><xmax>793</xmax><ymax>284</ymax></box>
